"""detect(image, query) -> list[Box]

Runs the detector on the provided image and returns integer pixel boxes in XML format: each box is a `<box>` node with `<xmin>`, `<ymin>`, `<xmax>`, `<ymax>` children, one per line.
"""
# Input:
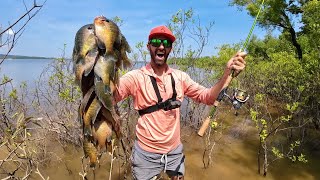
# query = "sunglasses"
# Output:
<box><xmin>149</xmin><ymin>38</ymin><xmax>172</xmax><ymax>48</ymax></box>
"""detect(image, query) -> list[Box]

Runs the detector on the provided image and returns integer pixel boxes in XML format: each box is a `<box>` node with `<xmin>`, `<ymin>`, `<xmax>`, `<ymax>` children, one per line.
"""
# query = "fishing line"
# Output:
<box><xmin>198</xmin><ymin>0</ymin><xmax>266</xmax><ymax>136</ymax></box>
<box><xmin>241</xmin><ymin>0</ymin><xmax>265</xmax><ymax>51</ymax></box>
<box><xmin>236</xmin><ymin>0</ymin><xmax>265</xmax><ymax>89</ymax></box>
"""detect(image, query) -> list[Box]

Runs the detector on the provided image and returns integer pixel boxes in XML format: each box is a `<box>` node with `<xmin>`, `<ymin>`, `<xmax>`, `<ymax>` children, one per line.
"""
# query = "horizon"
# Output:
<box><xmin>0</xmin><ymin>0</ymin><xmax>267</xmax><ymax>59</ymax></box>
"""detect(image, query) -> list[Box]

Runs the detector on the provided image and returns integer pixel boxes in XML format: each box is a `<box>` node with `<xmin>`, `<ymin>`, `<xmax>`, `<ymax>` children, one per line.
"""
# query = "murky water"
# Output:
<box><xmin>1</xmin><ymin>114</ymin><xmax>319</xmax><ymax>180</ymax></box>
<box><xmin>29</xmin><ymin>110</ymin><xmax>319</xmax><ymax>180</ymax></box>
<box><xmin>1</xmin><ymin>59</ymin><xmax>319</xmax><ymax>179</ymax></box>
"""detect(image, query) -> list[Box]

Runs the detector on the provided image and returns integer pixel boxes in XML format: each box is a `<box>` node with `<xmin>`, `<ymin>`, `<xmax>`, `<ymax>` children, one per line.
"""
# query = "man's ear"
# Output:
<box><xmin>146</xmin><ymin>44</ymin><xmax>150</xmax><ymax>51</ymax></box>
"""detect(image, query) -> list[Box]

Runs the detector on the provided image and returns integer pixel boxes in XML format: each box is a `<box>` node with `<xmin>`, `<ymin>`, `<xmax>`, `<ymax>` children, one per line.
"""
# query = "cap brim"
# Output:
<box><xmin>149</xmin><ymin>33</ymin><xmax>176</xmax><ymax>43</ymax></box>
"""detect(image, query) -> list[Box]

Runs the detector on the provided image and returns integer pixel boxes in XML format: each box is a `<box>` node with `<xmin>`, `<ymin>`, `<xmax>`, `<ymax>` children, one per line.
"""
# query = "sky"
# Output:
<box><xmin>0</xmin><ymin>0</ymin><xmax>267</xmax><ymax>59</ymax></box>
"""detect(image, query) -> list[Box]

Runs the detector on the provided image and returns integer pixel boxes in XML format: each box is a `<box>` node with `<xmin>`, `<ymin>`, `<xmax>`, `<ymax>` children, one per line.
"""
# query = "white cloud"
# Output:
<box><xmin>6</xmin><ymin>28</ymin><xmax>15</xmax><ymax>35</ymax></box>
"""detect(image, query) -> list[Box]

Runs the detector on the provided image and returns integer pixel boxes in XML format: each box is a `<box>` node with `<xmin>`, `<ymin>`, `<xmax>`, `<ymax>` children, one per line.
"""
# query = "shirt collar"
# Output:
<box><xmin>141</xmin><ymin>63</ymin><xmax>173</xmax><ymax>77</ymax></box>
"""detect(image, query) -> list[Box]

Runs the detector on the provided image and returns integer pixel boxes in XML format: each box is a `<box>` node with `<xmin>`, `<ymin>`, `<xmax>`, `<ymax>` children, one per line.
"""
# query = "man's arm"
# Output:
<box><xmin>184</xmin><ymin>51</ymin><xmax>246</xmax><ymax>105</ymax></box>
<box><xmin>113</xmin><ymin>71</ymin><xmax>138</xmax><ymax>103</ymax></box>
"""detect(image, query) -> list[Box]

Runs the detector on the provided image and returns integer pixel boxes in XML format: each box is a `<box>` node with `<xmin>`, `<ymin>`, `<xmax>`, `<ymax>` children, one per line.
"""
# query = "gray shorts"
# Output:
<box><xmin>131</xmin><ymin>141</ymin><xmax>185</xmax><ymax>180</ymax></box>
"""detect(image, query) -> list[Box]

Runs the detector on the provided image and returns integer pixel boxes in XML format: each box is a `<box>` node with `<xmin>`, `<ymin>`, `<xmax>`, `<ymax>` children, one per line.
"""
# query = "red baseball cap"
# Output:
<box><xmin>148</xmin><ymin>25</ymin><xmax>176</xmax><ymax>43</ymax></box>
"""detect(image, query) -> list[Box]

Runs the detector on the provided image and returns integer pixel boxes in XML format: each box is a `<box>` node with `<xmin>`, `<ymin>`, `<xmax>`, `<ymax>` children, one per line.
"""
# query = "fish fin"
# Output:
<box><xmin>83</xmin><ymin>97</ymin><xmax>102</xmax><ymax>137</ymax></box>
<box><xmin>91</xmin><ymin>98</ymin><xmax>102</xmax><ymax>125</ymax></box>
<box><xmin>121</xmin><ymin>34</ymin><xmax>132</xmax><ymax>53</ymax></box>
<box><xmin>83</xmin><ymin>138</ymin><xmax>98</xmax><ymax>168</ymax></box>
<box><xmin>84</xmin><ymin>49</ymin><xmax>99</xmax><ymax>76</ymax></box>
<box><xmin>95</xmin><ymin>36</ymin><xmax>106</xmax><ymax>50</ymax></box>
<box><xmin>94</xmin><ymin>78</ymin><xmax>113</xmax><ymax>110</ymax></box>
<box><xmin>120</xmin><ymin>35</ymin><xmax>132</xmax><ymax>69</ymax></box>
<box><xmin>80</xmin><ymin>71</ymin><xmax>95</xmax><ymax>96</ymax></box>
<box><xmin>104</xmin><ymin>85</ymin><xmax>112</xmax><ymax>95</ymax></box>
<box><xmin>80</xmin><ymin>86</ymin><xmax>95</xmax><ymax>112</ymax></box>
<box><xmin>74</xmin><ymin>60</ymin><xmax>85</xmax><ymax>86</ymax></box>
<box><xmin>83</xmin><ymin>127</ymin><xmax>93</xmax><ymax>138</ymax></box>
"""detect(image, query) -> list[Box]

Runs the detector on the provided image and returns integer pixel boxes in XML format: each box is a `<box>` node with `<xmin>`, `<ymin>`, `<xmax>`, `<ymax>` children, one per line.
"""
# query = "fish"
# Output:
<box><xmin>94</xmin><ymin>54</ymin><xmax>117</xmax><ymax>95</ymax></box>
<box><xmin>78</xmin><ymin>86</ymin><xmax>95</xmax><ymax>122</ymax></box>
<box><xmin>93</xmin><ymin>15</ymin><xmax>132</xmax><ymax>69</ymax></box>
<box><xmin>93</xmin><ymin>55</ymin><xmax>122</xmax><ymax>137</ymax></box>
<box><xmin>72</xmin><ymin>24</ymin><xmax>99</xmax><ymax>88</ymax></box>
<box><xmin>117</xmin><ymin>33</ymin><xmax>132</xmax><ymax>69</ymax></box>
<box><xmin>83</xmin><ymin>138</ymin><xmax>98</xmax><ymax>168</ymax></box>
<box><xmin>75</xmin><ymin>16</ymin><xmax>130</xmax><ymax>168</ymax></box>
<box><xmin>92</xmin><ymin>119</ymin><xmax>113</xmax><ymax>152</ymax></box>
<box><xmin>94</xmin><ymin>16</ymin><xmax>120</xmax><ymax>54</ymax></box>
<box><xmin>83</xmin><ymin>97</ymin><xmax>101</xmax><ymax>137</ymax></box>
<box><xmin>101</xmin><ymin>107</ymin><xmax>121</xmax><ymax>139</ymax></box>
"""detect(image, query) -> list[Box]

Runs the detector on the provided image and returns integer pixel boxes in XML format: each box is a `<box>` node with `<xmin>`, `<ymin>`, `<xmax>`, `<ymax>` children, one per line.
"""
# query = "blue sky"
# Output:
<box><xmin>0</xmin><ymin>0</ymin><xmax>266</xmax><ymax>58</ymax></box>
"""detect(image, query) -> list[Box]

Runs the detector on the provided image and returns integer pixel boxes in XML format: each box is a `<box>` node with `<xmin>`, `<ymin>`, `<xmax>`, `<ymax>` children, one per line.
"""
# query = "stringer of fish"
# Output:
<box><xmin>73</xmin><ymin>15</ymin><xmax>132</xmax><ymax>169</ymax></box>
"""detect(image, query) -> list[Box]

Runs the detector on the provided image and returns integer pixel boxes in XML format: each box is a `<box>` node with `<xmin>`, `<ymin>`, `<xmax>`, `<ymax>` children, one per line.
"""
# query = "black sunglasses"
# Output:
<box><xmin>149</xmin><ymin>38</ymin><xmax>172</xmax><ymax>48</ymax></box>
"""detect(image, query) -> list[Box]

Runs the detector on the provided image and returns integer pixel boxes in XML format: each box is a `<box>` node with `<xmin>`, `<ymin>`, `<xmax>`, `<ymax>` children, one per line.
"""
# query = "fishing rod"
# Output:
<box><xmin>198</xmin><ymin>0</ymin><xmax>265</xmax><ymax>137</ymax></box>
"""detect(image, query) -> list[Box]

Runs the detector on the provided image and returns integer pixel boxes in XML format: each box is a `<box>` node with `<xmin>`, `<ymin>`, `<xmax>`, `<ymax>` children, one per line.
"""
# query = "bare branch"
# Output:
<box><xmin>0</xmin><ymin>0</ymin><xmax>47</xmax><ymax>65</ymax></box>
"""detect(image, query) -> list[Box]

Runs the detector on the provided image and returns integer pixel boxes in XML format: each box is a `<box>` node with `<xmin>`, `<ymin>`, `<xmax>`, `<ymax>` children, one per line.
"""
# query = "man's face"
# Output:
<box><xmin>147</xmin><ymin>36</ymin><xmax>172</xmax><ymax>67</ymax></box>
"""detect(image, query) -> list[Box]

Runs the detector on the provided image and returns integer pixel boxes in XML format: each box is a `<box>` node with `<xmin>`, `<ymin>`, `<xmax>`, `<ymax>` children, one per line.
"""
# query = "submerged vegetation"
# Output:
<box><xmin>1</xmin><ymin>0</ymin><xmax>320</xmax><ymax>179</ymax></box>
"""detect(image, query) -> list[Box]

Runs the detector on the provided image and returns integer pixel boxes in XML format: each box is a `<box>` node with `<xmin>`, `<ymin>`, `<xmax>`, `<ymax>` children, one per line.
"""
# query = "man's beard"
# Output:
<box><xmin>150</xmin><ymin>49</ymin><xmax>168</xmax><ymax>66</ymax></box>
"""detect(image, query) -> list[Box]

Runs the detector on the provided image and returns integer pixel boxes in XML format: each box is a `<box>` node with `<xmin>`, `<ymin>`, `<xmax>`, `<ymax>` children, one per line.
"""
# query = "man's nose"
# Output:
<box><xmin>158</xmin><ymin>43</ymin><xmax>165</xmax><ymax>49</ymax></box>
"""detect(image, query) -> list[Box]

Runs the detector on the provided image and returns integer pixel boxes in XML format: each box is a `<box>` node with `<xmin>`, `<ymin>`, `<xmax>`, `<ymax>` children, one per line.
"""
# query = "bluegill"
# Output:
<box><xmin>72</xmin><ymin>24</ymin><xmax>99</xmax><ymax>87</ymax></box>
<box><xmin>94</xmin><ymin>54</ymin><xmax>117</xmax><ymax>95</ymax></box>
<box><xmin>94</xmin><ymin>15</ymin><xmax>132</xmax><ymax>69</ymax></box>
<box><xmin>83</xmin><ymin>138</ymin><xmax>98</xmax><ymax>168</ymax></box>
<box><xmin>92</xmin><ymin>119</ymin><xmax>113</xmax><ymax>151</ymax></box>
<box><xmin>83</xmin><ymin>97</ymin><xmax>101</xmax><ymax>137</ymax></box>
<box><xmin>94</xmin><ymin>55</ymin><xmax>121</xmax><ymax>137</ymax></box>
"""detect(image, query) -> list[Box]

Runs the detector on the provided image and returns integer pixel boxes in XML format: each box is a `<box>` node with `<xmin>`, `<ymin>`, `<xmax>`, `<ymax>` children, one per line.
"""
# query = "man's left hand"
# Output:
<box><xmin>226</xmin><ymin>51</ymin><xmax>247</xmax><ymax>77</ymax></box>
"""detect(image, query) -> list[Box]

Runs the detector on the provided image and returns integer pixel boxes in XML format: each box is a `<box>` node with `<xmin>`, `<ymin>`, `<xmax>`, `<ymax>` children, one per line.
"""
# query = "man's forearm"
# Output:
<box><xmin>211</xmin><ymin>72</ymin><xmax>233</xmax><ymax>102</ymax></box>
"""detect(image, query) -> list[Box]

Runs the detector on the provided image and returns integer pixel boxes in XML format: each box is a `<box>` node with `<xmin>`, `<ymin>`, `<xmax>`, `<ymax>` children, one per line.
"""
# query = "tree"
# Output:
<box><xmin>230</xmin><ymin>0</ymin><xmax>310</xmax><ymax>60</ymax></box>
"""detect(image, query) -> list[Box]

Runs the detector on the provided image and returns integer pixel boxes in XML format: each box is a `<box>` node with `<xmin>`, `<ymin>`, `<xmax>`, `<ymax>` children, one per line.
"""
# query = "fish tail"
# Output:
<box><xmin>104</xmin><ymin>85</ymin><xmax>111</xmax><ymax>94</ymax></box>
<box><xmin>122</xmin><ymin>57</ymin><xmax>132</xmax><ymax>69</ymax></box>
<box><xmin>83</xmin><ymin>125</ymin><xmax>93</xmax><ymax>137</ymax></box>
<box><xmin>83</xmin><ymin>139</ymin><xmax>98</xmax><ymax>168</ymax></box>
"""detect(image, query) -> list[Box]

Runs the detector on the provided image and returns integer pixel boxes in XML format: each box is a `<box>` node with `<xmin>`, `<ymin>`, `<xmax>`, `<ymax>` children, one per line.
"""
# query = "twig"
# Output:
<box><xmin>109</xmin><ymin>139</ymin><xmax>117</xmax><ymax>180</ymax></box>
<box><xmin>35</xmin><ymin>164</ymin><xmax>49</xmax><ymax>180</ymax></box>
<box><xmin>79</xmin><ymin>156</ymin><xmax>88</xmax><ymax>180</ymax></box>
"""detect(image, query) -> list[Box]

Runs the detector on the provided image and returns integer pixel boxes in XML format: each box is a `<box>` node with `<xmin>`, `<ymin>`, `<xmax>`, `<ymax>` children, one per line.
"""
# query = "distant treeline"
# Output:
<box><xmin>0</xmin><ymin>54</ymin><xmax>54</xmax><ymax>59</ymax></box>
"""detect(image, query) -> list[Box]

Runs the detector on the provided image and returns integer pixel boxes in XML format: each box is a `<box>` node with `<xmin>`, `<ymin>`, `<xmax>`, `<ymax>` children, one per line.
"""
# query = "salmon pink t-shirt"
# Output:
<box><xmin>114</xmin><ymin>63</ymin><xmax>216</xmax><ymax>154</ymax></box>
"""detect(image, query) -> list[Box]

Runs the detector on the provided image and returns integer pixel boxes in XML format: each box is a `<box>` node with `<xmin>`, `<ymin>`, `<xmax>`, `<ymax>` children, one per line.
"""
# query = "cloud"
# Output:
<box><xmin>6</xmin><ymin>28</ymin><xmax>15</xmax><ymax>35</ymax></box>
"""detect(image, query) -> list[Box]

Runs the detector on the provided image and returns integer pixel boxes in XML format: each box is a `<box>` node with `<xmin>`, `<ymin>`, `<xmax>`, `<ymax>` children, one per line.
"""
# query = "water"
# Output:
<box><xmin>1</xmin><ymin>59</ymin><xmax>319</xmax><ymax>179</ymax></box>
<box><xmin>0</xmin><ymin>59</ymin><xmax>54</xmax><ymax>87</ymax></box>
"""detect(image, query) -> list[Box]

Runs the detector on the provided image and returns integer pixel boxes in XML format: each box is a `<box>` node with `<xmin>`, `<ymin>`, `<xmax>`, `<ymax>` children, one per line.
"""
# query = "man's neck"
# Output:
<box><xmin>150</xmin><ymin>63</ymin><xmax>168</xmax><ymax>77</ymax></box>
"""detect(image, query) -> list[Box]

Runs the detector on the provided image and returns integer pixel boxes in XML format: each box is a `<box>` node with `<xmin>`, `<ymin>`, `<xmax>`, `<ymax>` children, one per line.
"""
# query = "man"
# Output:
<box><xmin>114</xmin><ymin>25</ymin><xmax>246</xmax><ymax>180</ymax></box>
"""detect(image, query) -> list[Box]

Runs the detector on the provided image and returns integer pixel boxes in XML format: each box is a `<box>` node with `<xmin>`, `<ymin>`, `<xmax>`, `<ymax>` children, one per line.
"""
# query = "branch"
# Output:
<box><xmin>0</xmin><ymin>0</ymin><xmax>47</xmax><ymax>65</ymax></box>
<box><xmin>0</xmin><ymin>3</ymin><xmax>42</xmax><ymax>36</ymax></box>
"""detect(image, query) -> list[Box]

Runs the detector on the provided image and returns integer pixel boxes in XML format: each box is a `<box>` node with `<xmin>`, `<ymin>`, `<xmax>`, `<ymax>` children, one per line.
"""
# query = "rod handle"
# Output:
<box><xmin>197</xmin><ymin>116</ymin><xmax>211</xmax><ymax>137</ymax></box>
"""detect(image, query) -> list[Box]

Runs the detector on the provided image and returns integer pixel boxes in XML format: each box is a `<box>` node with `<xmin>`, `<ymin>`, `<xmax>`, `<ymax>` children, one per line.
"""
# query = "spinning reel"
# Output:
<box><xmin>220</xmin><ymin>88</ymin><xmax>250</xmax><ymax>112</ymax></box>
